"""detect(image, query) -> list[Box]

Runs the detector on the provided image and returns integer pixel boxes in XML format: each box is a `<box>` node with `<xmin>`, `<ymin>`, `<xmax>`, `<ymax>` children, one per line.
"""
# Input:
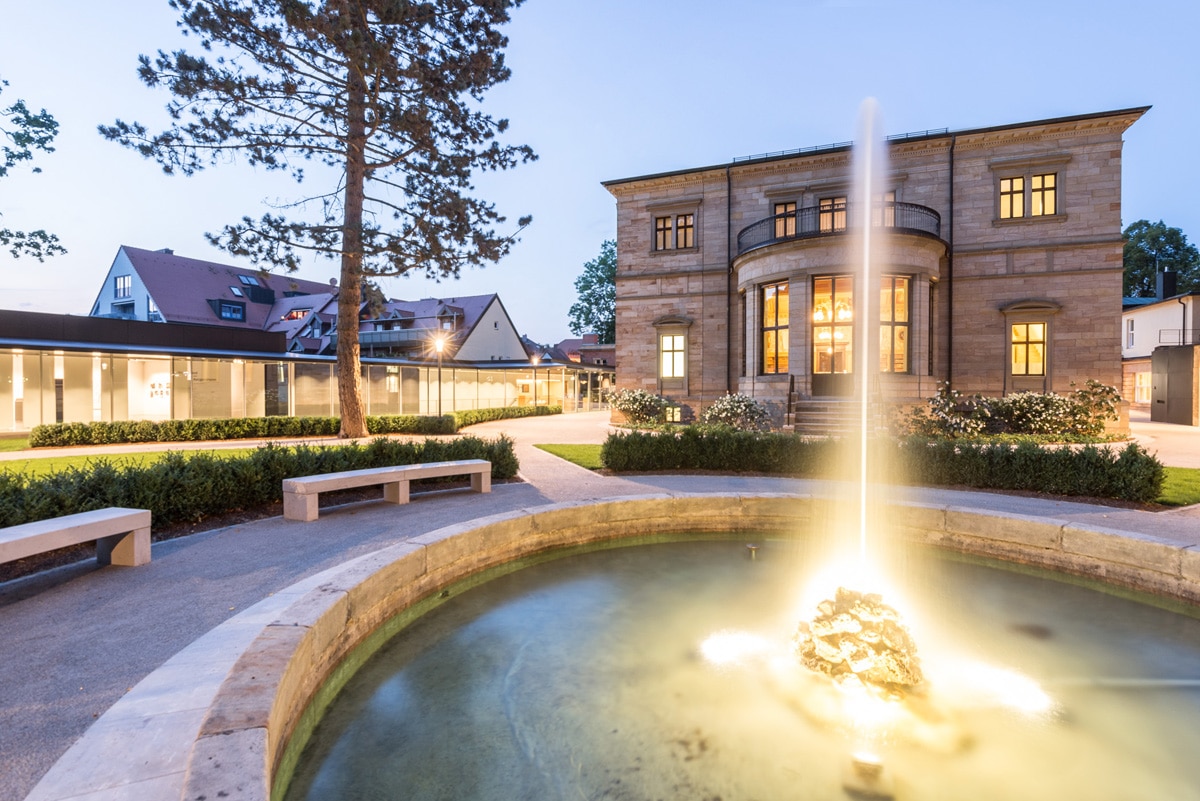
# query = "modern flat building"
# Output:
<box><xmin>603</xmin><ymin>107</ymin><xmax>1147</xmax><ymax>428</ymax></box>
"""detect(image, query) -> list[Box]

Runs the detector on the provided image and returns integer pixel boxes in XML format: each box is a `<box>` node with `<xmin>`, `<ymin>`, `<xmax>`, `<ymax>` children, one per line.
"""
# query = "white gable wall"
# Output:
<box><xmin>453</xmin><ymin>298</ymin><xmax>528</xmax><ymax>361</ymax></box>
<box><xmin>88</xmin><ymin>247</ymin><xmax>158</xmax><ymax>320</ymax></box>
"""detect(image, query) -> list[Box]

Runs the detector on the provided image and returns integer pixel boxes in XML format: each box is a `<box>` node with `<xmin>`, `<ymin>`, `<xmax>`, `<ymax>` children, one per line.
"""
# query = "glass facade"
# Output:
<box><xmin>0</xmin><ymin>347</ymin><xmax>611</xmax><ymax>431</ymax></box>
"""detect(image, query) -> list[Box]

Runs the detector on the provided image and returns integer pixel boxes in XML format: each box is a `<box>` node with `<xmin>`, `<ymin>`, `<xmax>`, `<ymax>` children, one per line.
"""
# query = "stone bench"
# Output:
<box><xmin>0</xmin><ymin>507</ymin><xmax>152</xmax><ymax>567</ymax></box>
<box><xmin>282</xmin><ymin>459</ymin><xmax>492</xmax><ymax>522</ymax></box>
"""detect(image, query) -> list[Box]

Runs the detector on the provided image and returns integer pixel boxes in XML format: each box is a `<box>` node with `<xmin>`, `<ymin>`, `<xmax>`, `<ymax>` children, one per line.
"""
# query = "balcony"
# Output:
<box><xmin>736</xmin><ymin>201</ymin><xmax>942</xmax><ymax>257</ymax></box>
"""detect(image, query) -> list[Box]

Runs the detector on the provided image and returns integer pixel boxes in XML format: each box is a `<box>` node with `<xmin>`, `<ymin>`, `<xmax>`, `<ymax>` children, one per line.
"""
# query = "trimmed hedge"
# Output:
<box><xmin>453</xmin><ymin>405</ymin><xmax>562</xmax><ymax>428</ymax></box>
<box><xmin>600</xmin><ymin>428</ymin><xmax>1164</xmax><ymax>503</ymax></box>
<box><xmin>28</xmin><ymin>405</ymin><xmax>563</xmax><ymax>448</ymax></box>
<box><xmin>0</xmin><ymin>435</ymin><xmax>518</xmax><ymax>529</ymax></box>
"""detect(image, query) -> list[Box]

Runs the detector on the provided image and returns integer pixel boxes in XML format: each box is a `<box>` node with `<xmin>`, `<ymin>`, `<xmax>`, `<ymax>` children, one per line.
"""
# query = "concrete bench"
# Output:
<box><xmin>282</xmin><ymin>459</ymin><xmax>492</xmax><ymax>522</ymax></box>
<box><xmin>0</xmin><ymin>507</ymin><xmax>152</xmax><ymax>567</ymax></box>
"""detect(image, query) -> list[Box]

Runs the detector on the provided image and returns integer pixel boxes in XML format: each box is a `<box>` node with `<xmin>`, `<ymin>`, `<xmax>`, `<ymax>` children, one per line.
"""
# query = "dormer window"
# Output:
<box><xmin>237</xmin><ymin>275</ymin><xmax>260</xmax><ymax>287</ymax></box>
<box><xmin>218</xmin><ymin>301</ymin><xmax>246</xmax><ymax>321</ymax></box>
<box><xmin>283</xmin><ymin>308</ymin><xmax>310</xmax><ymax>321</ymax></box>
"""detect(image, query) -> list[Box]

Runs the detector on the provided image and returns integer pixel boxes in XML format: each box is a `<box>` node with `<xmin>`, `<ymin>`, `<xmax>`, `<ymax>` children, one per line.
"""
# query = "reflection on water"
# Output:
<box><xmin>284</xmin><ymin>540</ymin><xmax>1200</xmax><ymax>801</ymax></box>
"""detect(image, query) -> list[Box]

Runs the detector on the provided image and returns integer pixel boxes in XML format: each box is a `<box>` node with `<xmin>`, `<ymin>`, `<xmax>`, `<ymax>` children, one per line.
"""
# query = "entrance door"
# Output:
<box><xmin>812</xmin><ymin>275</ymin><xmax>854</xmax><ymax>397</ymax></box>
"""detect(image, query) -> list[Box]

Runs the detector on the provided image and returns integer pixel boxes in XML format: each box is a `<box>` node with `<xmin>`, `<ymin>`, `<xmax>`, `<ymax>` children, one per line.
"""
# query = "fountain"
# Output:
<box><xmin>237</xmin><ymin>102</ymin><xmax>1200</xmax><ymax>801</ymax></box>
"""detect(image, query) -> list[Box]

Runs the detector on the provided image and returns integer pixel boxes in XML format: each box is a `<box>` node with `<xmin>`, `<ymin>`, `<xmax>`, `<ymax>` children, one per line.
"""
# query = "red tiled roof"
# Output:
<box><xmin>121</xmin><ymin>245</ymin><xmax>336</xmax><ymax>330</ymax></box>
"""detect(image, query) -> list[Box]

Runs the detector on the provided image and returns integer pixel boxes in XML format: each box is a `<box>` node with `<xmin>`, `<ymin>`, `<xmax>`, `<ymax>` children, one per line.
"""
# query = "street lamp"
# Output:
<box><xmin>433</xmin><ymin>335</ymin><xmax>446</xmax><ymax>416</ymax></box>
<box><xmin>531</xmin><ymin>354</ymin><xmax>540</xmax><ymax>407</ymax></box>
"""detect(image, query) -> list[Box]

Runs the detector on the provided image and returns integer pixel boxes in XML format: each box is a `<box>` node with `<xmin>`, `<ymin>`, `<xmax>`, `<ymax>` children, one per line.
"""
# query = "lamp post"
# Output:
<box><xmin>434</xmin><ymin>335</ymin><xmax>445</xmax><ymax>416</ymax></box>
<box><xmin>531</xmin><ymin>355</ymin><xmax>539</xmax><ymax>407</ymax></box>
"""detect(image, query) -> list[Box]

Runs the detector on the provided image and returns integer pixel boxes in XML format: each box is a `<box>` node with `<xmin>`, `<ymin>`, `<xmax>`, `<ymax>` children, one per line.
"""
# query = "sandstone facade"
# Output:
<box><xmin>604</xmin><ymin>108</ymin><xmax>1148</xmax><ymax>423</ymax></box>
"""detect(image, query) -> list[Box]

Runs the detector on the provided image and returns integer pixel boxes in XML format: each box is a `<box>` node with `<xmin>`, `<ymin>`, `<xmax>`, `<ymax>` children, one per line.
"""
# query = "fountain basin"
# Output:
<box><xmin>169</xmin><ymin>492</ymin><xmax>1200</xmax><ymax>801</ymax></box>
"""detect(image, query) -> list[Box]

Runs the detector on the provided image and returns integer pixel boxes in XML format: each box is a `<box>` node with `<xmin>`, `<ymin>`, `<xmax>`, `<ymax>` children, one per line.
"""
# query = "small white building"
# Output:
<box><xmin>1121</xmin><ymin>272</ymin><xmax>1200</xmax><ymax>422</ymax></box>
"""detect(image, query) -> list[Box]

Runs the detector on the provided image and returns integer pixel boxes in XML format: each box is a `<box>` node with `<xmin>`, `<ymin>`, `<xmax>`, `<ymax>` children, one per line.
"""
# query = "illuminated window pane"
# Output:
<box><xmin>777</xmin><ymin>330</ymin><xmax>789</xmax><ymax>372</ymax></box>
<box><xmin>761</xmin><ymin>281</ymin><xmax>789</xmax><ymax>375</ymax></box>
<box><xmin>1012</xmin><ymin>324</ymin><xmax>1028</xmax><ymax>343</ymax></box>
<box><xmin>893</xmin><ymin>327</ymin><xmax>908</xmax><ymax>372</ymax></box>
<box><xmin>1029</xmin><ymin>323</ymin><xmax>1045</xmax><ymax>341</ymax></box>
<box><xmin>1031</xmin><ymin>173</ymin><xmax>1056</xmax><ymax>217</ymax></box>
<box><xmin>675</xmin><ymin>214</ymin><xmax>694</xmax><ymax>248</ymax></box>
<box><xmin>776</xmin><ymin>283</ymin><xmax>789</xmax><ymax>326</ymax></box>
<box><xmin>660</xmin><ymin>334</ymin><xmax>685</xmax><ymax>378</ymax></box>
<box><xmin>774</xmin><ymin>202</ymin><xmax>796</xmax><ymax>238</ymax></box>
<box><xmin>820</xmin><ymin>196</ymin><xmax>847</xmax><ymax>232</ymax></box>
<box><xmin>1000</xmin><ymin>177</ymin><xmax>1024</xmax><ymax>219</ymax></box>
<box><xmin>654</xmin><ymin>217</ymin><xmax>671</xmax><ymax>251</ymax></box>
<box><xmin>1028</xmin><ymin>343</ymin><xmax>1045</xmax><ymax>375</ymax></box>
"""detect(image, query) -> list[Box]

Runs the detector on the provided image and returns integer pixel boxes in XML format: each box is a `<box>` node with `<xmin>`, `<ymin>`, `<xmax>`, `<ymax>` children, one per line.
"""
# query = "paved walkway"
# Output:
<box><xmin>3</xmin><ymin>411</ymin><xmax>1200</xmax><ymax>800</ymax></box>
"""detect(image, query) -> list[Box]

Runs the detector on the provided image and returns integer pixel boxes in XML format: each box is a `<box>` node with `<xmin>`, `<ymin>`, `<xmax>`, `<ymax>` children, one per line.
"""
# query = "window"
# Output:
<box><xmin>1030</xmin><ymin>173</ymin><xmax>1056</xmax><ymax>216</ymax></box>
<box><xmin>237</xmin><ymin>274</ymin><xmax>260</xmax><ymax>286</ymax></box>
<box><xmin>774</xmin><ymin>202</ymin><xmax>796</xmax><ymax>239</ymax></box>
<box><xmin>813</xmin><ymin>276</ymin><xmax>853</xmax><ymax>375</ymax></box>
<box><xmin>999</xmin><ymin>177</ymin><xmax>1024</xmax><ymax>219</ymax></box>
<box><xmin>114</xmin><ymin>275</ymin><xmax>132</xmax><ymax>299</ymax></box>
<box><xmin>283</xmin><ymin>308</ymin><xmax>310</xmax><ymax>321</ymax></box>
<box><xmin>219</xmin><ymin>302</ymin><xmax>246</xmax><ymax>321</ymax></box>
<box><xmin>819</xmin><ymin>196</ymin><xmax>847</xmax><ymax>232</ymax></box>
<box><xmin>761</xmin><ymin>281</ymin><xmax>789</xmax><ymax>374</ymax></box>
<box><xmin>1126</xmin><ymin>319</ymin><xmax>1135</xmax><ymax>349</ymax></box>
<box><xmin>872</xmin><ymin>190</ymin><xmax>896</xmax><ymax>227</ymax></box>
<box><xmin>230</xmin><ymin>285</ymin><xmax>244</xmax><ymax>297</ymax></box>
<box><xmin>653</xmin><ymin>213</ymin><xmax>696</xmax><ymax>251</ymax></box>
<box><xmin>660</xmin><ymin>334</ymin><xmax>685</xmax><ymax>378</ymax></box>
<box><xmin>999</xmin><ymin>172</ymin><xmax>1057</xmax><ymax>220</ymax></box>
<box><xmin>879</xmin><ymin>276</ymin><xmax>910</xmax><ymax>373</ymax></box>
<box><xmin>1134</xmin><ymin>371</ymin><xmax>1151</xmax><ymax>404</ymax></box>
<box><xmin>1011</xmin><ymin>322</ymin><xmax>1046</xmax><ymax>376</ymax></box>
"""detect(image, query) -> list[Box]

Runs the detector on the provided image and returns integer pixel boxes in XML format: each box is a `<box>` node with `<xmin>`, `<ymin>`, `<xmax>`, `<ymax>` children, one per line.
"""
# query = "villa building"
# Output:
<box><xmin>603</xmin><ymin>107</ymin><xmax>1148</xmax><ymax>428</ymax></box>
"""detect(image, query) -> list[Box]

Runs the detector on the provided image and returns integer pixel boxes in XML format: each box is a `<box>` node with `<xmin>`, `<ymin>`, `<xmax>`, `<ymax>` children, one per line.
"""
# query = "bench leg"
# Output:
<box><xmin>284</xmin><ymin>491</ymin><xmax>319</xmax><ymax>523</ymax></box>
<box><xmin>96</xmin><ymin>526</ymin><xmax>151</xmax><ymax>567</ymax></box>
<box><xmin>383</xmin><ymin>480</ymin><xmax>410</xmax><ymax>505</ymax></box>
<box><xmin>471</xmin><ymin>470</ymin><xmax>491</xmax><ymax>494</ymax></box>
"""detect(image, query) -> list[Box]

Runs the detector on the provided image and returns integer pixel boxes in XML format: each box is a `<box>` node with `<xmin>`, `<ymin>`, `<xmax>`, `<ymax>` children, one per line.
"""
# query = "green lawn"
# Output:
<box><xmin>1159</xmin><ymin>467</ymin><xmax>1200</xmax><ymax>507</ymax></box>
<box><xmin>0</xmin><ymin>436</ymin><xmax>29</xmax><ymax>453</ymax></box>
<box><xmin>0</xmin><ymin>448</ymin><xmax>260</xmax><ymax>478</ymax></box>
<box><xmin>534</xmin><ymin>443</ymin><xmax>604</xmax><ymax>470</ymax></box>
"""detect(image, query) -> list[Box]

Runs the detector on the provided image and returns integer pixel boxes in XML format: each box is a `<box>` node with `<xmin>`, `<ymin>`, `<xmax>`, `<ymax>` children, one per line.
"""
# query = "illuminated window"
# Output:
<box><xmin>1030</xmin><ymin>173</ymin><xmax>1056</xmax><ymax>216</ymax></box>
<box><xmin>283</xmin><ymin>308</ymin><xmax>311</xmax><ymax>321</ymax></box>
<box><xmin>813</xmin><ymin>276</ymin><xmax>853</xmax><ymax>375</ymax></box>
<box><xmin>774</xmin><ymin>202</ymin><xmax>796</xmax><ymax>239</ymax></box>
<box><xmin>999</xmin><ymin>172</ymin><xmax>1057</xmax><ymax>219</ymax></box>
<box><xmin>653</xmin><ymin>213</ymin><xmax>696</xmax><ymax>251</ymax></box>
<box><xmin>819</xmin><ymin>196</ymin><xmax>847</xmax><ymax>232</ymax></box>
<box><xmin>1011</xmin><ymin>322</ymin><xmax>1046</xmax><ymax>376</ymax></box>
<box><xmin>999</xmin><ymin>177</ymin><xmax>1024</xmax><ymax>219</ymax></box>
<box><xmin>114</xmin><ymin>275</ymin><xmax>132</xmax><ymax>299</ymax></box>
<box><xmin>879</xmin><ymin>275</ymin><xmax>910</xmax><ymax>373</ymax></box>
<box><xmin>1134</xmin><ymin>371</ymin><xmax>1151</xmax><ymax>404</ymax></box>
<box><xmin>660</xmin><ymin>334</ymin><xmax>686</xmax><ymax>378</ymax></box>
<box><xmin>761</xmin><ymin>281</ymin><xmax>789</xmax><ymax>375</ymax></box>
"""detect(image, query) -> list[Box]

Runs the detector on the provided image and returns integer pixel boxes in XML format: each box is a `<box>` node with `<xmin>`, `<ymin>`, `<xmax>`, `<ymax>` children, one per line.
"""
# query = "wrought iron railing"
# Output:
<box><xmin>735</xmin><ymin>201</ymin><xmax>942</xmax><ymax>256</ymax></box>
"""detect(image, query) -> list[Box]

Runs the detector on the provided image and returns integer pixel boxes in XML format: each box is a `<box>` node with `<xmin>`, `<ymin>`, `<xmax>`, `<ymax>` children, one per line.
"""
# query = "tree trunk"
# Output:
<box><xmin>336</xmin><ymin>53</ymin><xmax>369</xmax><ymax>439</ymax></box>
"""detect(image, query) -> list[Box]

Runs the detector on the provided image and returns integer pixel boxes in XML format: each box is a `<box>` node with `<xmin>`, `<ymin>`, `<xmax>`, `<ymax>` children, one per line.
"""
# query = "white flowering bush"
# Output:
<box><xmin>903</xmin><ymin>380</ymin><xmax>1121</xmax><ymax>439</ymax></box>
<box><xmin>700</xmin><ymin>393</ymin><xmax>771</xmax><ymax>431</ymax></box>
<box><xmin>607</xmin><ymin>388</ymin><xmax>668</xmax><ymax>426</ymax></box>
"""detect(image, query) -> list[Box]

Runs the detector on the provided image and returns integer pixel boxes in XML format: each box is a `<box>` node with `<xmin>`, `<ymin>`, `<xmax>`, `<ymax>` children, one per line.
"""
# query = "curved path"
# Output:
<box><xmin>3</xmin><ymin>411</ymin><xmax>1200</xmax><ymax>800</ymax></box>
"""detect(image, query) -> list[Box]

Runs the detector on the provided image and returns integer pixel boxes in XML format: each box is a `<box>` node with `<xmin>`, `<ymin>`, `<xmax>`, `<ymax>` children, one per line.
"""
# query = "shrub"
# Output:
<box><xmin>700</xmin><ymin>393</ymin><xmax>771</xmax><ymax>431</ymax></box>
<box><xmin>0</xmin><ymin>435</ymin><xmax>519</xmax><ymax>529</ymax></box>
<box><xmin>453</xmin><ymin>405</ymin><xmax>561</xmax><ymax>428</ymax></box>
<box><xmin>606</xmin><ymin>388</ymin><xmax>668</xmax><ymax>426</ymax></box>
<box><xmin>600</xmin><ymin>426</ymin><xmax>1163</xmax><ymax>503</ymax></box>
<box><xmin>901</xmin><ymin>380</ymin><xmax>1122</xmax><ymax>439</ymax></box>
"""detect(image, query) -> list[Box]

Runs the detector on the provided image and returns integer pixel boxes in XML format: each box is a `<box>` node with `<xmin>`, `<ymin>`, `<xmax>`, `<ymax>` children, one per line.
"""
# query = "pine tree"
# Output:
<box><xmin>101</xmin><ymin>0</ymin><xmax>535</xmax><ymax>436</ymax></box>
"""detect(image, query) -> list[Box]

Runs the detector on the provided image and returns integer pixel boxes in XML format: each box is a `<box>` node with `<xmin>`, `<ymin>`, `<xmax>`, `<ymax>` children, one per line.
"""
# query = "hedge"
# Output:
<box><xmin>0</xmin><ymin>435</ymin><xmax>518</xmax><ymax>529</ymax></box>
<box><xmin>29</xmin><ymin>405</ymin><xmax>562</xmax><ymax>448</ymax></box>
<box><xmin>600</xmin><ymin>428</ymin><xmax>1164</xmax><ymax>503</ymax></box>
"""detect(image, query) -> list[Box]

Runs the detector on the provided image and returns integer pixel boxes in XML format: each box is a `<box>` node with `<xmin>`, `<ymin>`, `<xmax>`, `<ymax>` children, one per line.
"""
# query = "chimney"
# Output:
<box><xmin>1157</xmin><ymin>269</ymin><xmax>1178</xmax><ymax>299</ymax></box>
<box><xmin>583</xmin><ymin>333</ymin><xmax>599</xmax><ymax>344</ymax></box>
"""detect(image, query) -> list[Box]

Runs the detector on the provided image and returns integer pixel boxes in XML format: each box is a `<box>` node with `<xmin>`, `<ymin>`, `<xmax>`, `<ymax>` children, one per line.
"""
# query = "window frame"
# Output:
<box><xmin>879</xmin><ymin>275</ymin><xmax>911</xmax><ymax>374</ymax></box>
<box><xmin>819</xmin><ymin>196</ymin><xmax>847</xmax><ymax>233</ymax></box>
<box><xmin>1001</xmin><ymin>299</ymin><xmax>1060</xmax><ymax>392</ymax></box>
<box><xmin>652</xmin><ymin>314</ymin><xmax>693</xmax><ymax>389</ymax></box>
<box><xmin>114</xmin><ymin>274</ymin><xmax>132</xmax><ymax>299</ymax></box>
<box><xmin>1010</xmin><ymin>321</ymin><xmax>1047</xmax><ymax>377</ymax></box>
<box><xmin>773</xmin><ymin>201</ymin><xmax>797</xmax><ymax>239</ymax></box>
<box><xmin>989</xmin><ymin>153</ymin><xmax>1070</xmax><ymax>224</ymax></box>
<box><xmin>760</xmin><ymin>280</ymin><xmax>789</xmax><ymax>376</ymax></box>
<box><xmin>218</xmin><ymin>301</ymin><xmax>247</xmax><ymax>322</ymax></box>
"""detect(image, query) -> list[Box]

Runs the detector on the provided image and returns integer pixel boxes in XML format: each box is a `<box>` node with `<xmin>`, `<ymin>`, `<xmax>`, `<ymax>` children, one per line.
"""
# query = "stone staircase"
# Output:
<box><xmin>784</xmin><ymin>396</ymin><xmax>878</xmax><ymax>437</ymax></box>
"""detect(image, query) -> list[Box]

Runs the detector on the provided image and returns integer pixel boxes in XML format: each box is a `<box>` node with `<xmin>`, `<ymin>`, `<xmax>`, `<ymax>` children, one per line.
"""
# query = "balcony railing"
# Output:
<box><xmin>1158</xmin><ymin>329</ymin><xmax>1200</xmax><ymax>346</ymax></box>
<box><xmin>736</xmin><ymin>201</ymin><xmax>942</xmax><ymax>257</ymax></box>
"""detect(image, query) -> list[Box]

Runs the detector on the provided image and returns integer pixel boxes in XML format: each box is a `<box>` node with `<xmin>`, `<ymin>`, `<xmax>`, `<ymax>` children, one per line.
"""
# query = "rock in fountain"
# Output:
<box><xmin>794</xmin><ymin>587</ymin><xmax>923</xmax><ymax>698</ymax></box>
